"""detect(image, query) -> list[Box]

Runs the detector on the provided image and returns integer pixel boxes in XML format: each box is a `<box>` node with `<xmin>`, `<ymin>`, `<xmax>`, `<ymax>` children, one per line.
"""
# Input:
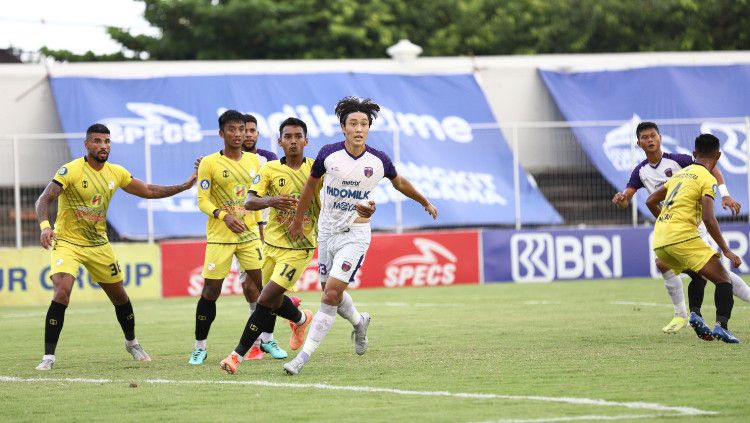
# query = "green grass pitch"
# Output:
<box><xmin>2</xmin><ymin>278</ymin><xmax>749</xmax><ymax>422</ymax></box>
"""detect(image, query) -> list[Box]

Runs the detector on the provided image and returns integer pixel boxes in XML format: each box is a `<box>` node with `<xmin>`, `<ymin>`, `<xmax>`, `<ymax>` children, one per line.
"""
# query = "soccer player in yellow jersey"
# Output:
<box><xmin>34</xmin><ymin>123</ymin><xmax>197</xmax><ymax>370</ymax></box>
<box><xmin>189</xmin><ymin>110</ymin><xmax>270</xmax><ymax>365</ymax></box>
<box><xmin>219</xmin><ymin>117</ymin><xmax>375</xmax><ymax>374</ymax></box>
<box><xmin>647</xmin><ymin>133</ymin><xmax>743</xmax><ymax>343</ymax></box>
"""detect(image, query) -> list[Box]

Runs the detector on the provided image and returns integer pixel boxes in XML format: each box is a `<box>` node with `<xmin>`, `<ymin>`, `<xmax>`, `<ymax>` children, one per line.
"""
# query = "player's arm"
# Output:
<box><xmin>244</xmin><ymin>191</ymin><xmax>297</xmax><ymax>211</ymax></box>
<box><xmin>289</xmin><ymin>174</ymin><xmax>321</xmax><ymax>240</ymax></box>
<box><xmin>195</xmin><ymin>159</ymin><xmax>245</xmax><ymax>233</ymax></box>
<box><xmin>710</xmin><ymin>165</ymin><xmax>741</xmax><ymax>215</ymax></box>
<box><xmin>645</xmin><ymin>186</ymin><xmax>667</xmax><ymax>219</ymax></box>
<box><xmin>702</xmin><ymin>195</ymin><xmax>742</xmax><ymax>268</ymax></box>
<box><xmin>390</xmin><ymin>175</ymin><xmax>438</xmax><ymax>219</ymax></box>
<box><xmin>35</xmin><ymin>181</ymin><xmax>63</xmax><ymax>249</ymax></box>
<box><xmin>612</xmin><ymin>187</ymin><xmax>636</xmax><ymax>209</ymax></box>
<box><xmin>122</xmin><ymin>172</ymin><xmax>197</xmax><ymax>199</ymax></box>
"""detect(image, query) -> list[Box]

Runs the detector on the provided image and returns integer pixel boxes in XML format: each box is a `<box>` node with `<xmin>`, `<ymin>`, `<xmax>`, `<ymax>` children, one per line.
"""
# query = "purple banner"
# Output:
<box><xmin>482</xmin><ymin>224</ymin><xmax>750</xmax><ymax>283</ymax></box>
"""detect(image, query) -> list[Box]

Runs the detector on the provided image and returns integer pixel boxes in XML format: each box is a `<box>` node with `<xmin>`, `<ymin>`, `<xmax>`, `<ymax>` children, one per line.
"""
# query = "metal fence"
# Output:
<box><xmin>2</xmin><ymin>117</ymin><xmax>748</xmax><ymax>248</ymax></box>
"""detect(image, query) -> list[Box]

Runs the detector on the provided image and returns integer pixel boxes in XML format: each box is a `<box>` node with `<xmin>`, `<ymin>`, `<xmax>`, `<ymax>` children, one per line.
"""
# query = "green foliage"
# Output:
<box><xmin>40</xmin><ymin>0</ymin><xmax>750</xmax><ymax>62</ymax></box>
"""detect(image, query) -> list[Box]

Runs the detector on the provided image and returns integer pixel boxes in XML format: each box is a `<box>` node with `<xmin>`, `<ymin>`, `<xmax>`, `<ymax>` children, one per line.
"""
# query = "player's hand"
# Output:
<box><xmin>185</xmin><ymin>170</ymin><xmax>198</xmax><ymax>188</ymax></box>
<box><xmin>723</xmin><ymin>250</ymin><xmax>742</xmax><ymax>269</ymax></box>
<box><xmin>288</xmin><ymin>219</ymin><xmax>304</xmax><ymax>240</ymax></box>
<box><xmin>721</xmin><ymin>195</ymin><xmax>741</xmax><ymax>216</ymax></box>
<box><xmin>194</xmin><ymin>157</ymin><xmax>203</xmax><ymax>171</ymax></box>
<box><xmin>223</xmin><ymin>214</ymin><xmax>247</xmax><ymax>233</ymax></box>
<box><xmin>40</xmin><ymin>227</ymin><xmax>56</xmax><ymax>249</ymax></box>
<box><xmin>612</xmin><ymin>192</ymin><xmax>629</xmax><ymax>208</ymax></box>
<box><xmin>268</xmin><ymin>194</ymin><xmax>298</xmax><ymax>211</ymax></box>
<box><xmin>424</xmin><ymin>203</ymin><xmax>438</xmax><ymax>220</ymax></box>
<box><xmin>356</xmin><ymin>200</ymin><xmax>376</xmax><ymax>218</ymax></box>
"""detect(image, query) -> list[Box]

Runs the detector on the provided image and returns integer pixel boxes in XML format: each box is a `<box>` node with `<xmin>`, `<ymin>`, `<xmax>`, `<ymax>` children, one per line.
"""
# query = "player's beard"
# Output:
<box><xmin>91</xmin><ymin>152</ymin><xmax>109</xmax><ymax>163</ymax></box>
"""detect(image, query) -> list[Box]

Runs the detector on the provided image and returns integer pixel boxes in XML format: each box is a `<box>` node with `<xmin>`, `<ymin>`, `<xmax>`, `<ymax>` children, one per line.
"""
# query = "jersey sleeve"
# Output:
<box><xmin>114</xmin><ymin>164</ymin><xmax>133</xmax><ymax>188</ymax></box>
<box><xmin>625</xmin><ymin>166</ymin><xmax>644</xmax><ymax>190</ymax></box>
<box><xmin>197</xmin><ymin>157</ymin><xmax>219</xmax><ymax>217</ymax></box>
<box><xmin>250</xmin><ymin>166</ymin><xmax>270</xmax><ymax>197</ymax></box>
<box><xmin>311</xmin><ymin>151</ymin><xmax>327</xmax><ymax>178</ymax></box>
<box><xmin>702</xmin><ymin>174</ymin><xmax>717</xmax><ymax>199</ymax></box>
<box><xmin>52</xmin><ymin>163</ymin><xmax>74</xmax><ymax>189</ymax></box>
<box><xmin>381</xmin><ymin>154</ymin><xmax>397</xmax><ymax>179</ymax></box>
<box><xmin>673</xmin><ymin>153</ymin><xmax>694</xmax><ymax>168</ymax></box>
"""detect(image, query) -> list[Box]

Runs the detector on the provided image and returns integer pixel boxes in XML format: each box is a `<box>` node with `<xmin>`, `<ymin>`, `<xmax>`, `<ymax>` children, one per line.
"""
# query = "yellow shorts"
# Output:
<box><xmin>654</xmin><ymin>237</ymin><xmax>719</xmax><ymax>275</ymax></box>
<box><xmin>50</xmin><ymin>240</ymin><xmax>122</xmax><ymax>283</ymax></box>
<box><xmin>202</xmin><ymin>240</ymin><xmax>264</xmax><ymax>279</ymax></box>
<box><xmin>261</xmin><ymin>245</ymin><xmax>314</xmax><ymax>291</ymax></box>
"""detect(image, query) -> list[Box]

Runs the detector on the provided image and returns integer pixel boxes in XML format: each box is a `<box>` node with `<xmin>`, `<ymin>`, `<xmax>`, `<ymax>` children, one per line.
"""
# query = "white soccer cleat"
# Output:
<box><xmin>35</xmin><ymin>356</ymin><xmax>55</xmax><ymax>371</ymax></box>
<box><xmin>126</xmin><ymin>343</ymin><xmax>152</xmax><ymax>362</ymax></box>
<box><xmin>351</xmin><ymin>312</ymin><xmax>371</xmax><ymax>355</ymax></box>
<box><xmin>283</xmin><ymin>356</ymin><xmax>306</xmax><ymax>375</ymax></box>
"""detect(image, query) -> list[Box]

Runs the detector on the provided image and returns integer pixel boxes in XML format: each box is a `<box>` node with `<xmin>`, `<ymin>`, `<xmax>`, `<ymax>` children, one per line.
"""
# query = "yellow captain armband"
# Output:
<box><xmin>40</xmin><ymin>220</ymin><xmax>51</xmax><ymax>231</ymax></box>
<box><xmin>217</xmin><ymin>211</ymin><xmax>228</xmax><ymax>221</ymax></box>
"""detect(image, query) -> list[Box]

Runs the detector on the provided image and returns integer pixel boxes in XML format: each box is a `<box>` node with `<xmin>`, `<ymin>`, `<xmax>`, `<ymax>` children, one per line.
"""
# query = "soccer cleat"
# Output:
<box><xmin>289</xmin><ymin>309</ymin><xmax>313</xmax><ymax>351</ymax></box>
<box><xmin>245</xmin><ymin>345</ymin><xmax>264</xmax><ymax>360</ymax></box>
<box><xmin>662</xmin><ymin>316</ymin><xmax>688</xmax><ymax>334</ymax></box>
<box><xmin>220</xmin><ymin>353</ymin><xmax>241</xmax><ymax>375</ymax></box>
<box><xmin>351</xmin><ymin>312</ymin><xmax>371</xmax><ymax>355</ymax></box>
<box><xmin>283</xmin><ymin>356</ymin><xmax>306</xmax><ymax>375</ymax></box>
<box><xmin>688</xmin><ymin>312</ymin><xmax>714</xmax><ymax>341</ymax></box>
<box><xmin>712</xmin><ymin>324</ymin><xmax>741</xmax><ymax>344</ymax></box>
<box><xmin>261</xmin><ymin>340</ymin><xmax>288</xmax><ymax>359</ymax></box>
<box><xmin>126</xmin><ymin>343</ymin><xmax>152</xmax><ymax>362</ymax></box>
<box><xmin>35</xmin><ymin>357</ymin><xmax>55</xmax><ymax>371</ymax></box>
<box><xmin>188</xmin><ymin>348</ymin><xmax>207</xmax><ymax>365</ymax></box>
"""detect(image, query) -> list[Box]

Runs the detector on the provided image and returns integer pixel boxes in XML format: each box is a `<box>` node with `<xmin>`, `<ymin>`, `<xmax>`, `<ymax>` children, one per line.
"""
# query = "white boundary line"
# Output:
<box><xmin>0</xmin><ymin>375</ymin><xmax>716</xmax><ymax>421</ymax></box>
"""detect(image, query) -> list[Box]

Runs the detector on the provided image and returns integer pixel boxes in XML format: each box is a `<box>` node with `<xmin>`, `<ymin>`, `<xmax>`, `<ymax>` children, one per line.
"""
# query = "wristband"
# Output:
<box><xmin>718</xmin><ymin>184</ymin><xmax>730</xmax><ymax>197</ymax></box>
<box><xmin>217</xmin><ymin>211</ymin><xmax>228</xmax><ymax>221</ymax></box>
<box><xmin>40</xmin><ymin>220</ymin><xmax>51</xmax><ymax>231</ymax></box>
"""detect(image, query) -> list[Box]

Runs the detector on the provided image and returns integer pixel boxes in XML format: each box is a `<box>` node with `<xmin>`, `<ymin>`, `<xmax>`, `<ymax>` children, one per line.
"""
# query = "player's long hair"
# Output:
<box><xmin>335</xmin><ymin>96</ymin><xmax>381</xmax><ymax>127</ymax></box>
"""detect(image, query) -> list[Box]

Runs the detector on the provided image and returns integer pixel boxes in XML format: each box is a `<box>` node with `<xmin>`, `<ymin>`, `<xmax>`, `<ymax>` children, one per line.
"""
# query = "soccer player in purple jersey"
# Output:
<box><xmin>282</xmin><ymin>96</ymin><xmax>438</xmax><ymax>375</ymax></box>
<box><xmin>612</xmin><ymin>122</ymin><xmax>748</xmax><ymax>334</ymax></box>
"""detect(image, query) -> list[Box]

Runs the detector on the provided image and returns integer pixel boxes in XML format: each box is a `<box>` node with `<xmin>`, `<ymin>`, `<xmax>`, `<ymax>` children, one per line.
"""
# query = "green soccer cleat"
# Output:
<box><xmin>261</xmin><ymin>340</ymin><xmax>288</xmax><ymax>359</ymax></box>
<box><xmin>662</xmin><ymin>316</ymin><xmax>688</xmax><ymax>334</ymax></box>
<box><xmin>188</xmin><ymin>348</ymin><xmax>207</xmax><ymax>365</ymax></box>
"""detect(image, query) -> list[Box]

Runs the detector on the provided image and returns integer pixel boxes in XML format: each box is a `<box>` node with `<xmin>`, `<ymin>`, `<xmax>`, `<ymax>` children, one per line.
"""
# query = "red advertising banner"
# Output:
<box><xmin>160</xmin><ymin>230</ymin><xmax>480</xmax><ymax>297</ymax></box>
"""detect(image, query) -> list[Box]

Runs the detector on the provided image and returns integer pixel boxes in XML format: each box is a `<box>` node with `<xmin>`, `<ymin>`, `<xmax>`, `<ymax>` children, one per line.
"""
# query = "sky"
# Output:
<box><xmin>0</xmin><ymin>0</ymin><xmax>158</xmax><ymax>56</ymax></box>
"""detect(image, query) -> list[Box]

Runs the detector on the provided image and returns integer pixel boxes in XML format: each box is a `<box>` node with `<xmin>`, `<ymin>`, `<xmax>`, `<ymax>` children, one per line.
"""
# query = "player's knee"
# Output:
<box><xmin>201</xmin><ymin>282</ymin><xmax>222</xmax><ymax>300</ymax></box>
<box><xmin>321</xmin><ymin>287</ymin><xmax>343</xmax><ymax>306</ymax></box>
<box><xmin>655</xmin><ymin>259</ymin><xmax>670</xmax><ymax>273</ymax></box>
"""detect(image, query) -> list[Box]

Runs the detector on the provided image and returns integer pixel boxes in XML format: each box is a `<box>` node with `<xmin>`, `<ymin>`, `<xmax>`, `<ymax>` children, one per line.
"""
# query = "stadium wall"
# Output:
<box><xmin>4</xmin><ymin>225</ymin><xmax>749</xmax><ymax>305</ymax></box>
<box><xmin>2</xmin><ymin>50</ymin><xmax>750</xmax><ymax>184</ymax></box>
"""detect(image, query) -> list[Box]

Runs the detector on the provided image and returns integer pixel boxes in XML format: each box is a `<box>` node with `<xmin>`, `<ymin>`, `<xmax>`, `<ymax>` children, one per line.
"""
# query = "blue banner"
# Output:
<box><xmin>50</xmin><ymin>73</ymin><xmax>561</xmax><ymax>239</ymax></box>
<box><xmin>482</xmin><ymin>223</ymin><xmax>750</xmax><ymax>282</ymax></box>
<box><xmin>539</xmin><ymin>65</ymin><xmax>749</xmax><ymax>218</ymax></box>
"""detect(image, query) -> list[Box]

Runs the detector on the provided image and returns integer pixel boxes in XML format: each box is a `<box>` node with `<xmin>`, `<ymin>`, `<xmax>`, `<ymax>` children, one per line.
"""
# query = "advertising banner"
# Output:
<box><xmin>539</xmin><ymin>65</ymin><xmax>750</xmax><ymax>218</ymax></box>
<box><xmin>50</xmin><ymin>72</ymin><xmax>561</xmax><ymax>240</ymax></box>
<box><xmin>0</xmin><ymin>243</ymin><xmax>161</xmax><ymax>306</ymax></box>
<box><xmin>483</xmin><ymin>223</ymin><xmax>750</xmax><ymax>283</ymax></box>
<box><xmin>161</xmin><ymin>230</ymin><xmax>481</xmax><ymax>297</ymax></box>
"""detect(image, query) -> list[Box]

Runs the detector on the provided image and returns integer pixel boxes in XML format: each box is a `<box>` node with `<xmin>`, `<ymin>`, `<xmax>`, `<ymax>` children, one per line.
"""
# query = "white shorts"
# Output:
<box><xmin>698</xmin><ymin>221</ymin><xmax>710</xmax><ymax>244</ymax></box>
<box><xmin>318</xmin><ymin>223</ymin><xmax>371</xmax><ymax>284</ymax></box>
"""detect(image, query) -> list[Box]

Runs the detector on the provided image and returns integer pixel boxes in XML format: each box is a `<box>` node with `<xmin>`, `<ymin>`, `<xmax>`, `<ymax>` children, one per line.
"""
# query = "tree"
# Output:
<box><xmin>40</xmin><ymin>0</ymin><xmax>750</xmax><ymax>62</ymax></box>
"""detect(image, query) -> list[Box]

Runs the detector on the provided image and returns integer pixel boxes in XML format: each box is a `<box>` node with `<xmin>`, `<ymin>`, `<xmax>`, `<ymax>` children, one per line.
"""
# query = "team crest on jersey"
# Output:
<box><xmin>664</xmin><ymin>168</ymin><xmax>673</xmax><ymax>177</ymax></box>
<box><xmin>341</xmin><ymin>261</ymin><xmax>352</xmax><ymax>272</ymax></box>
<box><xmin>90</xmin><ymin>193</ymin><xmax>103</xmax><ymax>208</ymax></box>
<box><xmin>82</xmin><ymin>180</ymin><xmax>88</xmax><ymax>188</ymax></box>
<box><xmin>253</xmin><ymin>174</ymin><xmax>261</xmax><ymax>185</ymax></box>
<box><xmin>278</xmin><ymin>178</ymin><xmax>286</xmax><ymax>187</ymax></box>
<box><xmin>57</xmin><ymin>166</ymin><xmax>68</xmax><ymax>176</ymax></box>
<box><xmin>235</xmin><ymin>185</ymin><xmax>246</xmax><ymax>198</ymax></box>
<box><xmin>200</xmin><ymin>179</ymin><xmax>210</xmax><ymax>190</ymax></box>
<box><xmin>364</xmin><ymin>167</ymin><xmax>373</xmax><ymax>178</ymax></box>
<box><xmin>223</xmin><ymin>170</ymin><xmax>229</xmax><ymax>178</ymax></box>
<box><xmin>108</xmin><ymin>181</ymin><xmax>115</xmax><ymax>189</ymax></box>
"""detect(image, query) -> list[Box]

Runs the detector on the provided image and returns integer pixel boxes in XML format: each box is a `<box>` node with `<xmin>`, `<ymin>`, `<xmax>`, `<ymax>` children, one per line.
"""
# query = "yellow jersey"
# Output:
<box><xmin>653</xmin><ymin>163</ymin><xmax>717</xmax><ymax>249</ymax></box>
<box><xmin>51</xmin><ymin>157</ymin><xmax>133</xmax><ymax>246</ymax></box>
<box><xmin>197</xmin><ymin>150</ymin><xmax>262</xmax><ymax>244</ymax></box>
<box><xmin>251</xmin><ymin>157</ymin><xmax>321</xmax><ymax>249</ymax></box>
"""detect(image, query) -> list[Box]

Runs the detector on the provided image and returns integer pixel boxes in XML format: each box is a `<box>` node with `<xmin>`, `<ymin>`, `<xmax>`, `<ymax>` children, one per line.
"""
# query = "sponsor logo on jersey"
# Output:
<box><xmin>253</xmin><ymin>174</ymin><xmax>261</xmax><ymax>184</ymax></box>
<box><xmin>234</xmin><ymin>185</ymin><xmax>246</xmax><ymax>198</ymax></box>
<box><xmin>58</xmin><ymin>166</ymin><xmax>68</xmax><ymax>176</ymax></box>
<box><xmin>223</xmin><ymin>170</ymin><xmax>229</xmax><ymax>178</ymax></box>
<box><xmin>82</xmin><ymin>180</ymin><xmax>88</xmax><ymax>188</ymax></box>
<box><xmin>200</xmin><ymin>179</ymin><xmax>210</xmax><ymax>190</ymax></box>
<box><xmin>90</xmin><ymin>194</ymin><xmax>103</xmax><ymax>207</ymax></box>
